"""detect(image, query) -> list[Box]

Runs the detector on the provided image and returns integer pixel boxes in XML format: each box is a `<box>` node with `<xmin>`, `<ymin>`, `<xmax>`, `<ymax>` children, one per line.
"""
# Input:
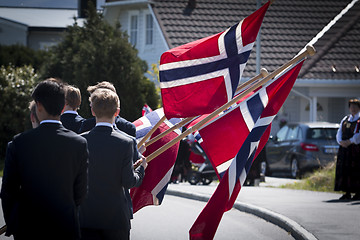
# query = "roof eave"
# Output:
<box><xmin>104</xmin><ymin>0</ymin><xmax>154</xmax><ymax>7</ymax></box>
<box><xmin>295</xmin><ymin>78</ymin><xmax>360</xmax><ymax>87</ymax></box>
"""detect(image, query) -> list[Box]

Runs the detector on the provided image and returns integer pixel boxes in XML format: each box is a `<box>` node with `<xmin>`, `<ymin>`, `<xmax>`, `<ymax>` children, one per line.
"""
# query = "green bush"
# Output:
<box><xmin>40</xmin><ymin>4</ymin><xmax>159</xmax><ymax>121</ymax></box>
<box><xmin>0</xmin><ymin>65</ymin><xmax>38</xmax><ymax>160</ymax></box>
<box><xmin>0</xmin><ymin>44</ymin><xmax>48</xmax><ymax>71</ymax></box>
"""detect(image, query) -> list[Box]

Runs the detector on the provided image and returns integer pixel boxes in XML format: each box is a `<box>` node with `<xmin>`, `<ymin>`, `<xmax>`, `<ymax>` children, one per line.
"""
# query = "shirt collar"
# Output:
<box><xmin>96</xmin><ymin>122</ymin><xmax>113</xmax><ymax>128</ymax></box>
<box><xmin>349</xmin><ymin>112</ymin><xmax>360</xmax><ymax>122</ymax></box>
<box><xmin>62</xmin><ymin>110</ymin><xmax>78</xmax><ymax>115</ymax></box>
<box><xmin>40</xmin><ymin>120</ymin><xmax>61</xmax><ymax>125</ymax></box>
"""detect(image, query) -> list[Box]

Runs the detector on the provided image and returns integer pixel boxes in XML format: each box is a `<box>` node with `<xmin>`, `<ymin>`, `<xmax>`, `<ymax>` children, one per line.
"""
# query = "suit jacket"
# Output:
<box><xmin>79</xmin><ymin>115</ymin><xmax>136</xmax><ymax>137</ymax></box>
<box><xmin>0</xmin><ymin>123</ymin><xmax>88</xmax><ymax>239</ymax></box>
<box><xmin>114</xmin><ymin>128</ymin><xmax>141</xmax><ymax>220</ymax></box>
<box><xmin>60</xmin><ymin>112</ymin><xmax>85</xmax><ymax>134</ymax></box>
<box><xmin>80</xmin><ymin>126</ymin><xmax>144</xmax><ymax>231</ymax></box>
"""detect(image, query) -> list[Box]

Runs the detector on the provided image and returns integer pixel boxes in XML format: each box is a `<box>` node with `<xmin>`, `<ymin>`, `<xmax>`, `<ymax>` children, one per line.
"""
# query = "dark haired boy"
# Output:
<box><xmin>1</xmin><ymin>78</ymin><xmax>89</xmax><ymax>240</ymax></box>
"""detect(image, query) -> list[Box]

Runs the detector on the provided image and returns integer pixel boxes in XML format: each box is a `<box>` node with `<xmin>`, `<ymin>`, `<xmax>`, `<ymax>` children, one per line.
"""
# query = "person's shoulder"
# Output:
<box><xmin>12</xmin><ymin>128</ymin><xmax>36</xmax><ymax>142</ymax></box>
<box><xmin>83</xmin><ymin>117</ymin><xmax>95</xmax><ymax>124</ymax></box>
<box><xmin>115</xmin><ymin>128</ymin><xmax>136</xmax><ymax>140</ymax></box>
<box><xmin>75</xmin><ymin>113</ymin><xmax>85</xmax><ymax>120</ymax></box>
<box><xmin>116</xmin><ymin>116</ymin><xmax>136</xmax><ymax>136</ymax></box>
<box><xmin>60</xmin><ymin>125</ymin><xmax>87</xmax><ymax>143</ymax></box>
<box><xmin>112</xmin><ymin>129</ymin><xmax>134</xmax><ymax>144</ymax></box>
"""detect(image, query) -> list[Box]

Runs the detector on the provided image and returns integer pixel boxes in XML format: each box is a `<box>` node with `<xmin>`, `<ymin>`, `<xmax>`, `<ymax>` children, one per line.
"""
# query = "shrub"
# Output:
<box><xmin>0</xmin><ymin>65</ymin><xmax>38</xmax><ymax>160</ymax></box>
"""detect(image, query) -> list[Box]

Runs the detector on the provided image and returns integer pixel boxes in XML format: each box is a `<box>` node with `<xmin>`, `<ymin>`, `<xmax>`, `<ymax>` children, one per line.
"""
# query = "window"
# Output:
<box><xmin>145</xmin><ymin>14</ymin><xmax>153</xmax><ymax>45</ymax></box>
<box><xmin>307</xmin><ymin>128</ymin><xmax>337</xmax><ymax>140</ymax></box>
<box><xmin>130</xmin><ymin>15</ymin><xmax>138</xmax><ymax>46</ymax></box>
<box><xmin>286</xmin><ymin>126</ymin><xmax>299</xmax><ymax>140</ymax></box>
<box><xmin>276</xmin><ymin>126</ymin><xmax>289</xmax><ymax>142</ymax></box>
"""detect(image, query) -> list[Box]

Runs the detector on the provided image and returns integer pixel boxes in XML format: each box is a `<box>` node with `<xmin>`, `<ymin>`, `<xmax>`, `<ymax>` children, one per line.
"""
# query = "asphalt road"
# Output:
<box><xmin>130</xmin><ymin>194</ymin><xmax>294</xmax><ymax>240</ymax></box>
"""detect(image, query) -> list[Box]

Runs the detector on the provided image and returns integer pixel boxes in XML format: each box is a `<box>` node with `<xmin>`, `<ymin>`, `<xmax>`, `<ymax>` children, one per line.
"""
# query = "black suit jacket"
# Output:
<box><xmin>0</xmin><ymin>123</ymin><xmax>88</xmax><ymax>239</ymax></box>
<box><xmin>80</xmin><ymin>126</ymin><xmax>144</xmax><ymax>231</ymax></box>
<box><xmin>79</xmin><ymin>115</ymin><xmax>136</xmax><ymax>137</ymax></box>
<box><xmin>60</xmin><ymin>112</ymin><xmax>85</xmax><ymax>134</ymax></box>
<box><xmin>114</xmin><ymin>128</ymin><xmax>141</xmax><ymax>220</ymax></box>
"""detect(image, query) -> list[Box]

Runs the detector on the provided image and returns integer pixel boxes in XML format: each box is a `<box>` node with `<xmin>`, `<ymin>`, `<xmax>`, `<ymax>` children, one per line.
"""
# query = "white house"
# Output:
<box><xmin>0</xmin><ymin>7</ymin><xmax>85</xmax><ymax>50</ymax></box>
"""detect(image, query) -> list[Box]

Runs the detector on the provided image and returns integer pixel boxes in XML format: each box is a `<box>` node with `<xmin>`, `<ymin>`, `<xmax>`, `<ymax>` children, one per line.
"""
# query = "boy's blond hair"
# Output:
<box><xmin>90</xmin><ymin>89</ymin><xmax>120</xmax><ymax>119</ymax></box>
<box><xmin>87</xmin><ymin>81</ymin><xmax>116</xmax><ymax>94</ymax></box>
<box><xmin>65</xmin><ymin>85</ymin><xmax>82</xmax><ymax>110</ymax></box>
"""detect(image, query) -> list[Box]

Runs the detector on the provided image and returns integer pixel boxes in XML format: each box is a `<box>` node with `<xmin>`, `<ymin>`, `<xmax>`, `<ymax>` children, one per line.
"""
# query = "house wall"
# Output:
<box><xmin>0</xmin><ymin>19</ymin><xmax>27</xmax><ymax>46</ymax></box>
<box><xmin>107</xmin><ymin>6</ymin><xmax>168</xmax><ymax>83</ymax></box>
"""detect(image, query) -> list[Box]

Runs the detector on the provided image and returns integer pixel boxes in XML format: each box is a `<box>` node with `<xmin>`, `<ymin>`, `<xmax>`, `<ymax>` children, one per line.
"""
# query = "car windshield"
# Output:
<box><xmin>306</xmin><ymin>128</ymin><xmax>338</xmax><ymax>140</ymax></box>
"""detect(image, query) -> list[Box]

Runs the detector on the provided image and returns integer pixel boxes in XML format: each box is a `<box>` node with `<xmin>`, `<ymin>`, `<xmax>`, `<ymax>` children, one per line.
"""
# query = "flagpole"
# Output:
<box><xmin>145</xmin><ymin>116</ymin><xmax>196</xmax><ymax>147</ymax></box>
<box><xmin>144</xmin><ymin>45</ymin><xmax>315</xmax><ymax>164</ymax></box>
<box><xmin>0</xmin><ymin>225</ymin><xmax>6</xmax><ymax>235</ymax></box>
<box><xmin>137</xmin><ymin>115</ymin><xmax>166</xmax><ymax>149</ymax></box>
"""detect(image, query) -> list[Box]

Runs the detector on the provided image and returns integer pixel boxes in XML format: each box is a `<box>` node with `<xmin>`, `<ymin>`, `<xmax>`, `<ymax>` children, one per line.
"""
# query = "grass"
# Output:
<box><xmin>279</xmin><ymin>161</ymin><xmax>337</xmax><ymax>192</ymax></box>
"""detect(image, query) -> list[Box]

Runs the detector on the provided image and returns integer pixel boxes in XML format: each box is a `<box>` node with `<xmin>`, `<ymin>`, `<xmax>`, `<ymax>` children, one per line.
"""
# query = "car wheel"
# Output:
<box><xmin>201</xmin><ymin>177</ymin><xmax>213</xmax><ymax>185</ymax></box>
<box><xmin>290</xmin><ymin>158</ymin><xmax>299</xmax><ymax>179</ymax></box>
<box><xmin>187</xmin><ymin>171</ymin><xmax>201</xmax><ymax>185</ymax></box>
<box><xmin>260</xmin><ymin>161</ymin><xmax>267</xmax><ymax>176</ymax></box>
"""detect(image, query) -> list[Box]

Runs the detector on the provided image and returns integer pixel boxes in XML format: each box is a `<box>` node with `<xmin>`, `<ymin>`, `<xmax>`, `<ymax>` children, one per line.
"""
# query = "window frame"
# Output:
<box><xmin>145</xmin><ymin>13</ymin><xmax>154</xmax><ymax>45</ymax></box>
<box><xmin>129</xmin><ymin>12</ymin><xmax>139</xmax><ymax>46</ymax></box>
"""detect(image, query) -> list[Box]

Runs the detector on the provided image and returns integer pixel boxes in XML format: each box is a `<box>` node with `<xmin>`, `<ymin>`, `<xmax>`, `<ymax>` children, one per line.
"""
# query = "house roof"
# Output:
<box><xmin>0</xmin><ymin>7</ymin><xmax>84</xmax><ymax>28</ymax></box>
<box><xmin>150</xmin><ymin>0</ymin><xmax>360</xmax><ymax>80</ymax></box>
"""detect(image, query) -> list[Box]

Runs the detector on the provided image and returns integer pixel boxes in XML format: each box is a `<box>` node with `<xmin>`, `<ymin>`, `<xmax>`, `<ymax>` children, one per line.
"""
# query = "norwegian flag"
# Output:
<box><xmin>142</xmin><ymin>103</ymin><xmax>153</xmax><ymax>116</ymax></box>
<box><xmin>131</xmin><ymin>108</ymin><xmax>181</xmax><ymax>213</ymax></box>
<box><xmin>189</xmin><ymin>61</ymin><xmax>305</xmax><ymax>239</ymax></box>
<box><xmin>159</xmin><ymin>1</ymin><xmax>270</xmax><ymax>119</ymax></box>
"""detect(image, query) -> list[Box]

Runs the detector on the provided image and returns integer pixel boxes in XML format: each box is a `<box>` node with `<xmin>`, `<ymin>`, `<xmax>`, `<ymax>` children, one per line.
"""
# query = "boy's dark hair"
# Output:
<box><xmin>348</xmin><ymin>99</ymin><xmax>360</xmax><ymax>108</ymax></box>
<box><xmin>32</xmin><ymin>78</ymin><xmax>65</xmax><ymax>116</ymax></box>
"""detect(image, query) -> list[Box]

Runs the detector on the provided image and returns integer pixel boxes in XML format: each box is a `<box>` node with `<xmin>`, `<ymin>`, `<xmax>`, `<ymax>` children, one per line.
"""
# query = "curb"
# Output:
<box><xmin>166</xmin><ymin>189</ymin><xmax>318</xmax><ymax>240</ymax></box>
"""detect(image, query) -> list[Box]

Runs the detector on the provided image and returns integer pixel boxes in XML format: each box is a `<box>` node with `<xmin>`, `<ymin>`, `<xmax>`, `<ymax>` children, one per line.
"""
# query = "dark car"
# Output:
<box><xmin>258</xmin><ymin>122</ymin><xmax>339</xmax><ymax>178</ymax></box>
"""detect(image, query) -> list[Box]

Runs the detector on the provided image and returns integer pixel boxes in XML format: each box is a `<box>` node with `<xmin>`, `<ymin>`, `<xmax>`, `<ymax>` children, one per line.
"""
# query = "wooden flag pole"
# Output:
<box><xmin>144</xmin><ymin>45</ymin><xmax>316</xmax><ymax>164</ymax></box>
<box><xmin>145</xmin><ymin>116</ymin><xmax>196</xmax><ymax>147</ymax></box>
<box><xmin>0</xmin><ymin>225</ymin><xmax>6</xmax><ymax>235</ymax></box>
<box><xmin>137</xmin><ymin>115</ymin><xmax>166</xmax><ymax>149</ymax></box>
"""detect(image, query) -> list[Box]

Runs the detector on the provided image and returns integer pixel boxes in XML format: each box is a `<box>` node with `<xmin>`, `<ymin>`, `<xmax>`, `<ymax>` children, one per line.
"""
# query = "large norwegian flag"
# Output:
<box><xmin>159</xmin><ymin>1</ymin><xmax>270</xmax><ymax>119</ymax></box>
<box><xmin>130</xmin><ymin>109</ymin><xmax>181</xmax><ymax>213</ymax></box>
<box><xmin>189</xmin><ymin>61</ymin><xmax>305</xmax><ymax>240</ymax></box>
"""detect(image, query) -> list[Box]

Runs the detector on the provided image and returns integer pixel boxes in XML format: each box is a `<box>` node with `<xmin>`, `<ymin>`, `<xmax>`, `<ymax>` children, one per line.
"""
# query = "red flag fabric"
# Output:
<box><xmin>159</xmin><ymin>1</ymin><xmax>270</xmax><ymax>119</ymax></box>
<box><xmin>189</xmin><ymin>61</ymin><xmax>305</xmax><ymax>239</ymax></box>
<box><xmin>130</xmin><ymin>109</ymin><xmax>181</xmax><ymax>213</ymax></box>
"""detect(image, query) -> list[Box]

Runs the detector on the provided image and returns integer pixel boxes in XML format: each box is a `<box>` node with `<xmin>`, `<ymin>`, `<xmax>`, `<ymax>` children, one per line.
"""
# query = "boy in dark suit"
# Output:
<box><xmin>80</xmin><ymin>88</ymin><xmax>146</xmax><ymax>240</ymax></box>
<box><xmin>61</xmin><ymin>85</ymin><xmax>85</xmax><ymax>133</ymax></box>
<box><xmin>1</xmin><ymin>79</ymin><xmax>89</xmax><ymax>240</ymax></box>
<box><xmin>79</xmin><ymin>81</ymin><xmax>136</xmax><ymax>137</ymax></box>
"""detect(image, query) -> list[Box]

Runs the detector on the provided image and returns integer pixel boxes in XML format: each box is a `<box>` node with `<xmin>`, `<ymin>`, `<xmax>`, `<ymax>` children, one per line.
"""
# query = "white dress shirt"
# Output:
<box><xmin>336</xmin><ymin>112</ymin><xmax>360</xmax><ymax>145</ymax></box>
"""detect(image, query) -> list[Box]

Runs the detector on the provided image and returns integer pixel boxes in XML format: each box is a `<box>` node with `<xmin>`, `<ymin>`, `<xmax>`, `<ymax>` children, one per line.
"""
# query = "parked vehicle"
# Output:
<box><xmin>257</xmin><ymin>122</ymin><xmax>339</xmax><ymax>178</ymax></box>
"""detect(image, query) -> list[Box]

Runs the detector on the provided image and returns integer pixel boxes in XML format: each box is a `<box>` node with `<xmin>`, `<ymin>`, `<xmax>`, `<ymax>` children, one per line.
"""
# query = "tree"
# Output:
<box><xmin>40</xmin><ymin>4</ymin><xmax>159</xmax><ymax>121</ymax></box>
<box><xmin>0</xmin><ymin>44</ymin><xmax>48</xmax><ymax>71</ymax></box>
<box><xmin>0</xmin><ymin>65</ymin><xmax>38</xmax><ymax>160</ymax></box>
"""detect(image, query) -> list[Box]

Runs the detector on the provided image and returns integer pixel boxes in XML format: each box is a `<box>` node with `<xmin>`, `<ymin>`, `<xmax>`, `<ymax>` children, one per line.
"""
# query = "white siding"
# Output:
<box><xmin>112</xmin><ymin>7</ymin><xmax>168</xmax><ymax>83</ymax></box>
<box><xmin>0</xmin><ymin>19</ymin><xmax>27</xmax><ymax>46</ymax></box>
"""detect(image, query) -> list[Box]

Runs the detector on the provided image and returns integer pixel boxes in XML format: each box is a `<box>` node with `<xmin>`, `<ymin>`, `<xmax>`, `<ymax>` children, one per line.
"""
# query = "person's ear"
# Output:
<box><xmin>91</xmin><ymin>107</ymin><xmax>96</xmax><ymax>117</ymax></box>
<box><xmin>35</xmin><ymin>101</ymin><xmax>43</xmax><ymax>114</ymax></box>
<box><xmin>114</xmin><ymin>108</ymin><xmax>120</xmax><ymax>117</ymax></box>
